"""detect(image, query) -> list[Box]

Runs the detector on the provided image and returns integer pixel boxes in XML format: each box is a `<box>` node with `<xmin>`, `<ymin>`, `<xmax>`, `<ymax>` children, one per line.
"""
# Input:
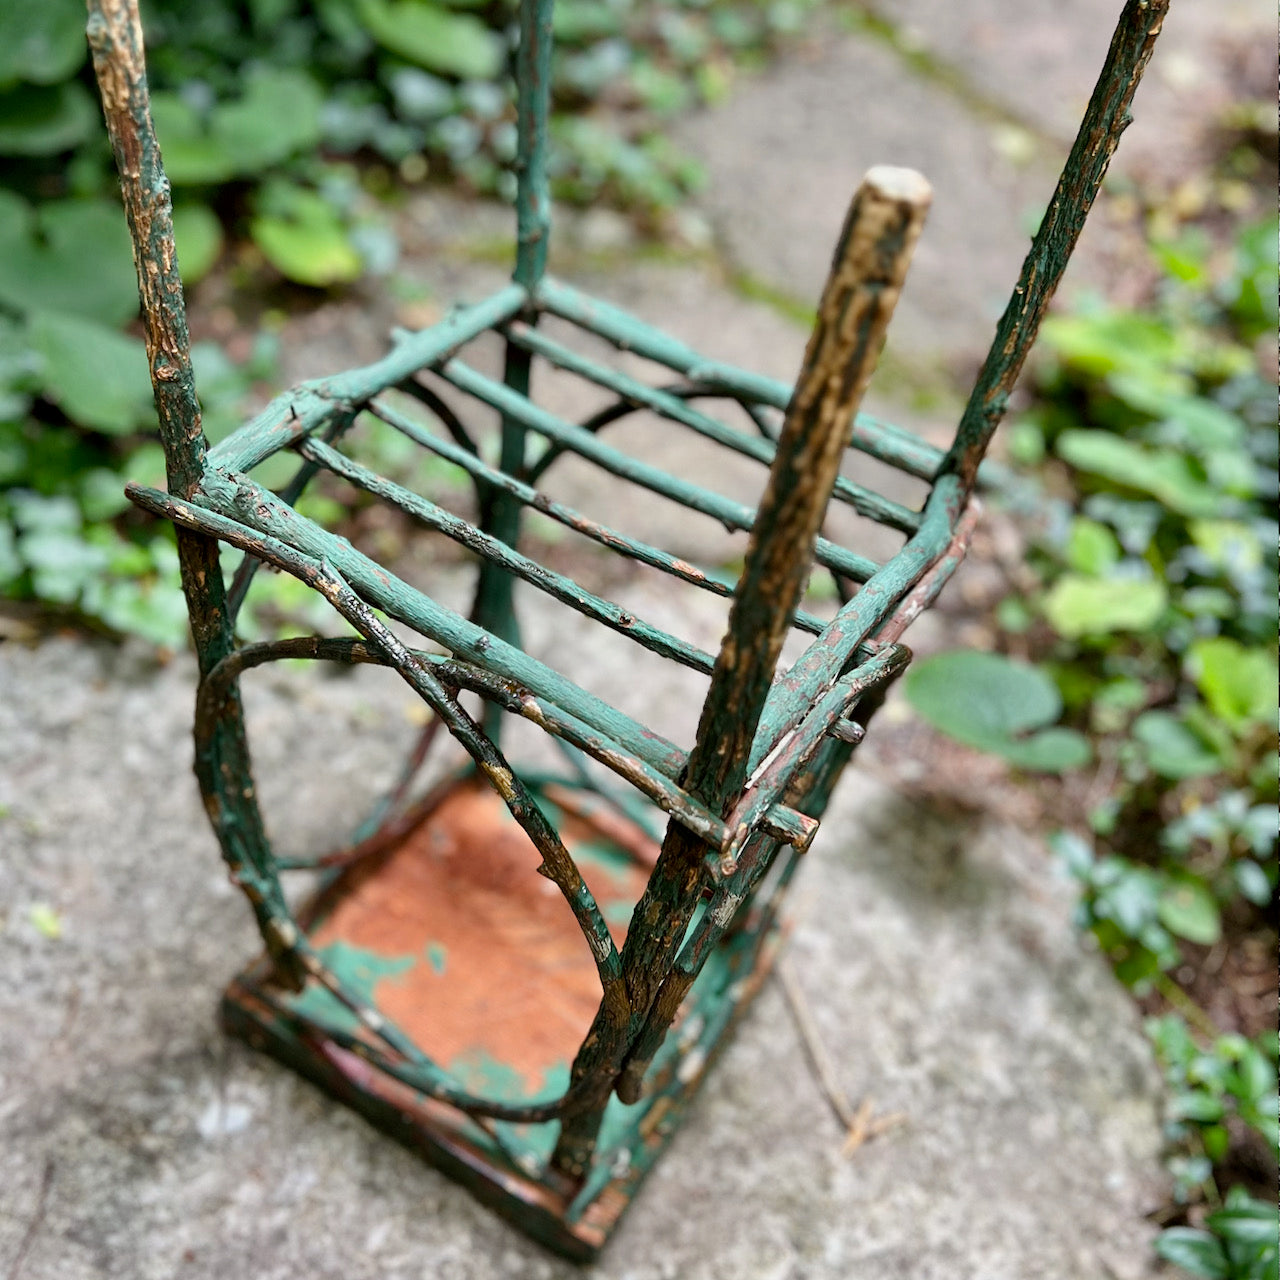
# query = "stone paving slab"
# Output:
<box><xmin>675</xmin><ymin>31</ymin><xmax>1055</xmax><ymax>367</ymax></box>
<box><xmin>1</xmin><ymin>620</ymin><xmax>1165</xmax><ymax>1280</ymax></box>
<box><xmin>854</xmin><ymin>0</ymin><xmax>1274</xmax><ymax>170</ymax></box>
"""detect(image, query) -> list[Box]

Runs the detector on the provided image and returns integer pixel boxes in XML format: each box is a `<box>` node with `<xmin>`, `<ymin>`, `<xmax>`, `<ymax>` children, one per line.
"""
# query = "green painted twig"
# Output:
<box><xmin>513</xmin><ymin>0</ymin><xmax>554</xmax><ymax>290</ymax></box>
<box><xmin>504</xmin><ymin>321</ymin><xmax>921</xmax><ymax>535</ymax></box>
<box><xmin>535</xmin><ymin>276</ymin><xmax>947</xmax><ymax>480</ymax></box>
<box><xmin>299</xmin><ymin>436</ymin><xmax>719</xmax><ymax>674</ymax></box>
<box><xmin>439</xmin><ymin>359</ymin><xmax>883</xmax><ymax>586</ymax></box>
<box><xmin>166</xmin><ymin>515</ymin><xmax>816</xmax><ymax>860</ymax></box>
<box><xmin>87</xmin><ymin>0</ymin><xmax>304</xmax><ymax>989</ymax></box>
<box><xmin>552</xmin><ymin>168</ymin><xmax>932</xmax><ymax>1176</ymax></box>
<box><xmin>367</xmin><ymin>399</ymin><xmax>837</xmax><ymax>631</ymax></box>
<box><xmin>942</xmin><ymin>0</ymin><xmax>1170</xmax><ymax>495</ymax></box>
<box><xmin>207</xmin><ymin>287</ymin><xmax>526</xmax><ymax>475</ymax></box>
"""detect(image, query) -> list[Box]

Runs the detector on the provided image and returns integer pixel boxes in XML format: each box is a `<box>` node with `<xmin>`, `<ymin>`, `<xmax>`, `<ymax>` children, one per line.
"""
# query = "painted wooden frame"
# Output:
<box><xmin>88</xmin><ymin>0</ymin><xmax>1168</xmax><ymax>1257</ymax></box>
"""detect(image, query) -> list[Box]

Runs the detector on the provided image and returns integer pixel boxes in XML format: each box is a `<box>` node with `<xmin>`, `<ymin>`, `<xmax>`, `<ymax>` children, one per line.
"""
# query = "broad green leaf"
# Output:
<box><xmin>152</xmin><ymin>70</ymin><xmax>323</xmax><ymax>185</ymax></box>
<box><xmin>1230</xmin><ymin>1043</ymin><xmax>1278</xmax><ymax>1105</ymax></box>
<box><xmin>388</xmin><ymin>67</ymin><xmax>457</xmax><ymax>121</ymax></box>
<box><xmin>1187</xmin><ymin>638</ymin><xmax>1279</xmax><ymax>734</ymax></box>
<box><xmin>81</xmin><ymin>574</ymin><xmax>190</xmax><ymax>650</ymax></box>
<box><xmin>28</xmin><ymin>311</ymin><xmax>154</xmax><ymax>434</ymax></box>
<box><xmin>1158</xmin><ymin>877</ymin><xmax>1221</xmax><ymax>946</ymax></box>
<box><xmin>1095</xmin><ymin>863</ymin><xmax>1161</xmax><ymax>936</ymax></box>
<box><xmin>905</xmin><ymin>650</ymin><xmax>1061</xmax><ymax>741</ymax></box>
<box><xmin>904</xmin><ymin>651</ymin><xmax>1090</xmax><ymax>772</ymax></box>
<box><xmin>1034</xmin><ymin>309</ymin><xmax>1182</xmax><ymax>378</ymax></box>
<box><xmin>150</xmin><ymin>93</ymin><xmax>238</xmax><ymax>184</ymax></box>
<box><xmin>1234</xmin><ymin>860</ymin><xmax>1272</xmax><ymax>907</ymax></box>
<box><xmin>1092</xmin><ymin>676</ymin><xmax>1147</xmax><ymax>721</ymax></box>
<box><xmin>1042</xmin><ymin>574</ymin><xmax>1167</xmax><ymax>639</ymax></box>
<box><xmin>0</xmin><ymin>81</ymin><xmax>97</xmax><ymax>155</ymax></box>
<box><xmin>0</xmin><ymin>197</ymin><xmax>139</xmax><ymax>326</ymax></box>
<box><xmin>997</xmin><ymin>727</ymin><xmax>1093</xmax><ymax>772</ymax></box>
<box><xmin>1064</xmin><ymin>517</ymin><xmax>1120</xmax><ymax>575</ymax></box>
<box><xmin>1160</xmin><ymin>395</ymin><xmax>1245</xmax><ymax>452</ymax></box>
<box><xmin>1056</xmin><ymin>429</ymin><xmax>1221</xmax><ymax>517</ymax></box>
<box><xmin>1154</xmin><ymin>1228</ymin><xmax>1229</xmax><ymax>1279</ymax></box>
<box><xmin>212</xmin><ymin>67</ymin><xmax>323</xmax><ymax>172</ymax></box>
<box><xmin>0</xmin><ymin>308</ymin><xmax>41</xmax><ymax>419</ymax></box>
<box><xmin>1132</xmin><ymin>711</ymin><xmax>1223</xmax><ymax>780</ymax></box>
<box><xmin>1250</xmin><ymin>751</ymin><xmax>1279</xmax><ymax>802</ymax></box>
<box><xmin>1229</xmin><ymin>215</ymin><xmax>1280</xmax><ymax>340</ymax></box>
<box><xmin>0</xmin><ymin>0</ymin><xmax>86</xmax><ymax>88</ymax></box>
<box><xmin>1178</xmin><ymin>587</ymin><xmax>1234</xmax><ymax>620</ymax></box>
<box><xmin>1170</xmin><ymin>1090</ymin><xmax>1226</xmax><ymax>1124</ymax></box>
<box><xmin>355</xmin><ymin>0</ymin><xmax>505</xmax><ymax>80</ymax></box>
<box><xmin>8</xmin><ymin>490</ymin><xmax>80</xmax><ymax>533</ymax></box>
<box><xmin>122</xmin><ymin>443</ymin><xmax>169</xmax><ymax>490</ymax></box>
<box><xmin>554</xmin><ymin>0</ymin><xmax>626</xmax><ymax>40</ymax></box>
<box><xmin>1152</xmin><ymin>229</ymin><xmax>1211</xmax><ymax>287</ymax></box>
<box><xmin>1189</xmin><ymin>519</ymin><xmax>1264</xmax><ymax>573</ymax></box>
<box><xmin>18</xmin><ymin>526</ymin><xmax>110</xmax><ymax>604</ymax></box>
<box><xmin>172</xmin><ymin>204</ymin><xmax>225</xmax><ymax>285</ymax></box>
<box><xmin>1205</xmin><ymin>1195</ymin><xmax>1280</xmax><ymax>1247</ymax></box>
<box><xmin>251</xmin><ymin>185</ymin><xmax>362</xmax><ymax>286</ymax></box>
<box><xmin>78</xmin><ymin>468</ymin><xmax>132</xmax><ymax>522</ymax></box>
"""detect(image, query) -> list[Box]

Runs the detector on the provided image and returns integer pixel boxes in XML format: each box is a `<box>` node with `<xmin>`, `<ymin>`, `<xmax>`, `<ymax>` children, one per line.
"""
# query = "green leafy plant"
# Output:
<box><xmin>1157</xmin><ymin>1188</ymin><xmax>1279</xmax><ymax>1280</ymax></box>
<box><xmin>1012</xmin><ymin>212</ymin><xmax>1278</xmax><ymax>1279</ymax></box>
<box><xmin>907</xmin><ymin>196</ymin><xmax>1277</xmax><ymax>1278</ymax></box>
<box><xmin>903</xmin><ymin>649</ymin><xmax>1091</xmax><ymax>771</ymax></box>
<box><xmin>1</xmin><ymin>0</ymin><xmax>822</xmax><ymax>638</ymax></box>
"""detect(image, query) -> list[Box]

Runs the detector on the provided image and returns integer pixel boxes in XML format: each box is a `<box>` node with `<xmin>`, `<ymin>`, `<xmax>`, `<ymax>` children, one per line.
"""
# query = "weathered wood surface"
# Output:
<box><xmin>551</xmin><ymin>168</ymin><xmax>931</xmax><ymax>1173</ymax></box>
<box><xmin>684</xmin><ymin>166</ymin><xmax>931</xmax><ymax>815</ymax></box>
<box><xmin>87</xmin><ymin>0</ymin><xmax>306</xmax><ymax>988</ymax></box>
<box><xmin>942</xmin><ymin>0</ymin><xmax>1170</xmax><ymax>494</ymax></box>
<box><xmin>89</xmin><ymin>0</ymin><xmax>1170</xmax><ymax>1249</ymax></box>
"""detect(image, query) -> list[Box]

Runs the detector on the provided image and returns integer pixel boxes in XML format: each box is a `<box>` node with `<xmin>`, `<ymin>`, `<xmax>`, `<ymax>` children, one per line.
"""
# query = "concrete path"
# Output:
<box><xmin>676</xmin><ymin>0</ymin><xmax>1273</xmax><ymax>366</ymax></box>
<box><xmin>2</xmin><ymin>627</ymin><xmax>1162</xmax><ymax>1280</ymax></box>
<box><xmin>4</xmin><ymin>0</ymin><xmax>1272</xmax><ymax>1275</ymax></box>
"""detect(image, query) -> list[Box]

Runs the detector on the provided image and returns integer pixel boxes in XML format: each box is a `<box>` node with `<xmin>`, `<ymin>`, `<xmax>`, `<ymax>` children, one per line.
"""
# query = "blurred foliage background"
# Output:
<box><xmin>907</xmin><ymin>205</ymin><xmax>1277</xmax><ymax>1279</ymax></box>
<box><xmin>0</xmin><ymin>0</ymin><xmax>814</xmax><ymax>642</ymax></box>
<box><xmin>0</xmin><ymin>2</ymin><xmax>1275</xmax><ymax>1276</ymax></box>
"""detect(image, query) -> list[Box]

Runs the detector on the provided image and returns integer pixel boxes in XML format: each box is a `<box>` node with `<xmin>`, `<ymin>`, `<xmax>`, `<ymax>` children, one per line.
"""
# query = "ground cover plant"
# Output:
<box><xmin>906</xmin><ymin>185</ymin><xmax>1278</xmax><ymax>1278</ymax></box>
<box><xmin>0</xmin><ymin>0</ymin><xmax>816</xmax><ymax>641</ymax></box>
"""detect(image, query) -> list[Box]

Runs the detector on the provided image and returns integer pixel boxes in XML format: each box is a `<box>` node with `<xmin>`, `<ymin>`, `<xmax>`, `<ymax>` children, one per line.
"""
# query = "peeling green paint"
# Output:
<box><xmin>95</xmin><ymin>0</ymin><xmax>1168</xmax><ymax>1255</ymax></box>
<box><xmin>287</xmin><ymin>941</ymin><xmax>415</xmax><ymax>1034</ymax></box>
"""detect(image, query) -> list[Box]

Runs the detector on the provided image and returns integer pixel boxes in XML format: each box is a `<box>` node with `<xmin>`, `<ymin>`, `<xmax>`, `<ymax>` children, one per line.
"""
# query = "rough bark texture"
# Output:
<box><xmin>942</xmin><ymin>0</ymin><xmax>1170</xmax><ymax>494</ymax></box>
<box><xmin>550</xmin><ymin>170</ymin><xmax>931</xmax><ymax>1174</ymax></box>
<box><xmin>87</xmin><ymin>0</ymin><xmax>303</xmax><ymax>989</ymax></box>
